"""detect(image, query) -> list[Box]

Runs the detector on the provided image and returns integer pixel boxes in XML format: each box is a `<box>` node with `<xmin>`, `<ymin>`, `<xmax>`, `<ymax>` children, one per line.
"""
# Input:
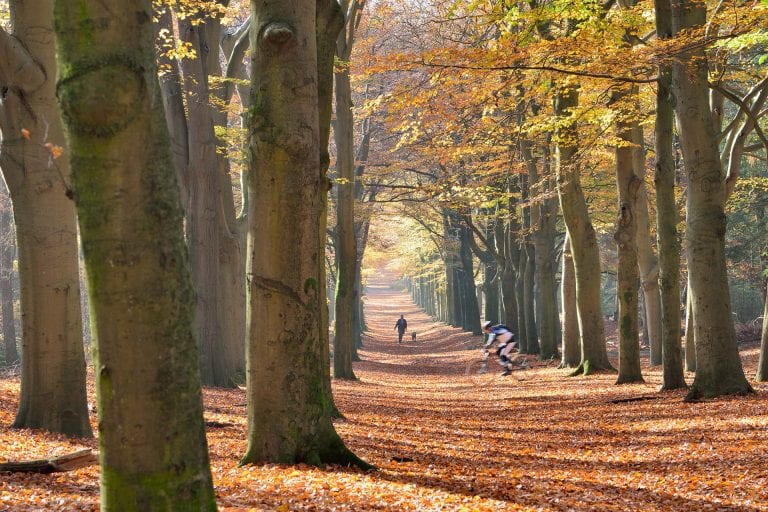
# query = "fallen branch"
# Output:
<box><xmin>0</xmin><ymin>449</ymin><xmax>97</xmax><ymax>474</ymax></box>
<box><xmin>610</xmin><ymin>396</ymin><xmax>664</xmax><ymax>404</ymax></box>
<box><xmin>205</xmin><ymin>420</ymin><xmax>235</xmax><ymax>428</ymax></box>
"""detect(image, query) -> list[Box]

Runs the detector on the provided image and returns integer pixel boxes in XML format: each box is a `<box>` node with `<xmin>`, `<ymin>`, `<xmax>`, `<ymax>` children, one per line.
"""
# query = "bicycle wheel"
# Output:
<box><xmin>465</xmin><ymin>360</ymin><xmax>490</xmax><ymax>386</ymax></box>
<box><xmin>508</xmin><ymin>353</ymin><xmax>528</xmax><ymax>368</ymax></box>
<box><xmin>506</xmin><ymin>354</ymin><xmax>529</xmax><ymax>380</ymax></box>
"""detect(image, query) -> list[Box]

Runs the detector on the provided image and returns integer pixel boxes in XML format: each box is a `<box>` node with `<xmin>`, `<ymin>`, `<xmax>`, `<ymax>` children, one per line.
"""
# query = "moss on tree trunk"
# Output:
<box><xmin>54</xmin><ymin>1</ymin><xmax>217</xmax><ymax>508</ymax></box>
<box><xmin>242</xmin><ymin>0</ymin><xmax>367</xmax><ymax>469</ymax></box>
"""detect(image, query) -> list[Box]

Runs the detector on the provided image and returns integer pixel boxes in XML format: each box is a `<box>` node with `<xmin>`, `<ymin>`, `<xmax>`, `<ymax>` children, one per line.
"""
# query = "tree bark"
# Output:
<box><xmin>242</xmin><ymin>0</ymin><xmax>368</xmax><ymax>467</ymax></box>
<box><xmin>181</xmin><ymin>17</ymin><xmax>224</xmax><ymax>387</ymax></box>
<box><xmin>54</xmin><ymin>0</ymin><xmax>217</xmax><ymax>507</ymax></box>
<box><xmin>671</xmin><ymin>0</ymin><xmax>752</xmax><ymax>400</ymax></box>
<box><xmin>0</xmin><ymin>189</ymin><xmax>18</xmax><ymax>365</ymax></box>
<box><xmin>332</xmin><ymin>65</ymin><xmax>357</xmax><ymax>379</ymax></box>
<box><xmin>155</xmin><ymin>6</ymin><xmax>190</xmax><ymax>206</ymax></box>
<box><xmin>613</xmin><ymin>97</ymin><xmax>643</xmax><ymax>384</ymax></box>
<box><xmin>443</xmin><ymin>210</ymin><xmax>462</xmax><ymax>327</ymax></box>
<box><xmin>631</xmin><ymin>123</ymin><xmax>663</xmax><ymax>367</ymax></box>
<box><xmin>498</xmin><ymin>219</ymin><xmax>520</xmax><ymax>333</ymax></box>
<box><xmin>756</xmin><ymin>297</ymin><xmax>768</xmax><ymax>380</ymax></box>
<box><xmin>317</xmin><ymin>0</ymin><xmax>345</xmax><ymax>414</ymax></box>
<box><xmin>158</xmin><ymin>9</ymin><xmax>247</xmax><ymax>388</ymax></box>
<box><xmin>530</xmin><ymin>154</ymin><xmax>559</xmax><ymax>360</ymax></box>
<box><xmin>458</xmin><ymin>220</ymin><xmax>481</xmax><ymax>334</ymax></box>
<box><xmin>684</xmin><ymin>287</ymin><xmax>696</xmax><ymax>372</ymax></box>
<box><xmin>523</xmin><ymin>243</ymin><xmax>539</xmax><ymax>354</ymax></box>
<box><xmin>2</xmin><ymin>0</ymin><xmax>91</xmax><ymax>437</ymax></box>
<box><xmin>554</xmin><ymin>85</ymin><xmax>612</xmax><ymax>375</ymax></box>
<box><xmin>516</xmin><ymin>247</ymin><xmax>528</xmax><ymax>353</ymax></box>
<box><xmin>483</xmin><ymin>261</ymin><xmax>500</xmax><ymax>322</ymax></box>
<box><xmin>654</xmin><ymin>0</ymin><xmax>686</xmax><ymax>390</ymax></box>
<box><xmin>560</xmin><ymin>235</ymin><xmax>581</xmax><ymax>368</ymax></box>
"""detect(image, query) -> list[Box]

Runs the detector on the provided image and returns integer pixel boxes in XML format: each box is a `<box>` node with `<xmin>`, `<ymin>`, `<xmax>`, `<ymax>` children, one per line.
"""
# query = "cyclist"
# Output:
<box><xmin>482</xmin><ymin>321</ymin><xmax>518</xmax><ymax>376</ymax></box>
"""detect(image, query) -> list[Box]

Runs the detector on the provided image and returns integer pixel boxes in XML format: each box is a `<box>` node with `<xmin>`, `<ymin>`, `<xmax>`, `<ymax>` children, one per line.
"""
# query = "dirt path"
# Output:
<box><xmin>328</xmin><ymin>273</ymin><xmax>768</xmax><ymax>512</ymax></box>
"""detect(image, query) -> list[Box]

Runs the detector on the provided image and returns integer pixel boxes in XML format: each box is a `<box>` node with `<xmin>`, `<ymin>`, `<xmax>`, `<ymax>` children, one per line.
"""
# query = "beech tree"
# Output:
<box><xmin>242</xmin><ymin>0</ymin><xmax>367</xmax><ymax>467</ymax></box>
<box><xmin>156</xmin><ymin>3</ymin><xmax>248</xmax><ymax>388</ymax></box>
<box><xmin>0</xmin><ymin>0</ymin><xmax>91</xmax><ymax>437</ymax></box>
<box><xmin>333</xmin><ymin>0</ymin><xmax>366</xmax><ymax>379</ymax></box>
<box><xmin>554</xmin><ymin>82</ymin><xmax>612</xmax><ymax>375</ymax></box>
<box><xmin>0</xmin><ymin>184</ymin><xmax>17</xmax><ymax>366</ymax></box>
<box><xmin>612</xmin><ymin>85</ymin><xmax>643</xmax><ymax>384</ymax></box>
<box><xmin>54</xmin><ymin>0</ymin><xmax>216</xmax><ymax>507</ymax></box>
<box><xmin>654</xmin><ymin>0</ymin><xmax>686</xmax><ymax>390</ymax></box>
<box><xmin>670</xmin><ymin>0</ymin><xmax>752</xmax><ymax>400</ymax></box>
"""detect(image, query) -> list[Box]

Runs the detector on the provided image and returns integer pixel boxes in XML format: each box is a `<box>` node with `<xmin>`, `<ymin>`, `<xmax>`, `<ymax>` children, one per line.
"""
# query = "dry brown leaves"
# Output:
<box><xmin>2</xmin><ymin>278</ymin><xmax>768</xmax><ymax>511</ymax></box>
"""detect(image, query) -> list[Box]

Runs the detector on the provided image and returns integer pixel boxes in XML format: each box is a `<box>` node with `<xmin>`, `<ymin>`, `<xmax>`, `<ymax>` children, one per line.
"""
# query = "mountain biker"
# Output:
<box><xmin>482</xmin><ymin>321</ymin><xmax>518</xmax><ymax>376</ymax></box>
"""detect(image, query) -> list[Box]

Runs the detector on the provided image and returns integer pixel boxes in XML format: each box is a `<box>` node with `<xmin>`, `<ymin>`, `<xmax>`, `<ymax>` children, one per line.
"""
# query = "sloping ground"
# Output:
<box><xmin>2</xmin><ymin>274</ymin><xmax>768</xmax><ymax>511</ymax></box>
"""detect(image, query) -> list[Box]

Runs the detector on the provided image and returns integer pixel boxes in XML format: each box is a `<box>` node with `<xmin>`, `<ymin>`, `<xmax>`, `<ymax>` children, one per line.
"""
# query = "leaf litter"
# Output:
<box><xmin>2</xmin><ymin>277</ymin><xmax>768</xmax><ymax>510</ymax></box>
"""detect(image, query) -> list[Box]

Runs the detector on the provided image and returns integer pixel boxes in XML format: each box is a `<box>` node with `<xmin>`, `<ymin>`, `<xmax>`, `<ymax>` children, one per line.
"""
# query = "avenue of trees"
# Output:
<box><xmin>0</xmin><ymin>0</ymin><xmax>766</xmax><ymax>508</ymax></box>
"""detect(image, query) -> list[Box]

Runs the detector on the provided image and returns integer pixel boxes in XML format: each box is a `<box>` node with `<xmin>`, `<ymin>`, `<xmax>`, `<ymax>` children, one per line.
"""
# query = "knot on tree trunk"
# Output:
<box><xmin>57</xmin><ymin>59</ymin><xmax>145</xmax><ymax>137</ymax></box>
<box><xmin>260</xmin><ymin>22</ymin><xmax>295</xmax><ymax>48</ymax></box>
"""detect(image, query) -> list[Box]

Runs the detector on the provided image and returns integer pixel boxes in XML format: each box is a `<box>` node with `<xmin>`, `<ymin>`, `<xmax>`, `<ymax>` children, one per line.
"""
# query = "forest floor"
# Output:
<box><xmin>2</xmin><ymin>274</ymin><xmax>768</xmax><ymax>511</ymax></box>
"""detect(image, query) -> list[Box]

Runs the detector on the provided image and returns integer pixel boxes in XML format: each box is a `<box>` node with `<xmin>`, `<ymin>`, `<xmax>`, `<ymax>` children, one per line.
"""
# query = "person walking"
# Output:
<box><xmin>394</xmin><ymin>315</ymin><xmax>408</xmax><ymax>344</ymax></box>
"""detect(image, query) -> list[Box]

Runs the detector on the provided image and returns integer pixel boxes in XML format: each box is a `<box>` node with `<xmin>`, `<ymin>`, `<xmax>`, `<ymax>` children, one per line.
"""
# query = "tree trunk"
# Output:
<box><xmin>155</xmin><ymin>6</ymin><xmax>190</xmax><ymax>206</ymax></box>
<box><xmin>2</xmin><ymin>0</ymin><xmax>91</xmax><ymax>437</ymax></box>
<box><xmin>0</xmin><ymin>191</ymin><xmax>18</xmax><ymax>365</ymax></box>
<box><xmin>524</xmin><ymin>243</ymin><xmax>539</xmax><ymax>354</ymax></box>
<box><xmin>178</xmin><ymin>17</ymin><xmax>229</xmax><ymax>387</ymax></box>
<box><xmin>498</xmin><ymin>220</ymin><xmax>520</xmax><ymax>334</ymax></box>
<box><xmin>158</xmin><ymin>10</ymin><xmax>249</xmax><ymax>389</ymax></box>
<box><xmin>483</xmin><ymin>262</ymin><xmax>500</xmax><ymax>322</ymax></box>
<box><xmin>242</xmin><ymin>0</ymin><xmax>367</xmax><ymax>467</ymax></box>
<box><xmin>654</xmin><ymin>0</ymin><xmax>686</xmax><ymax>390</ymax></box>
<box><xmin>671</xmin><ymin>0</ymin><xmax>752</xmax><ymax>400</ymax></box>
<box><xmin>353</xmin><ymin>215</ymin><xmax>371</xmax><ymax>344</ymax></box>
<box><xmin>554</xmin><ymin>86</ymin><xmax>612</xmax><ymax>375</ymax></box>
<box><xmin>560</xmin><ymin>235</ymin><xmax>581</xmax><ymax>367</ymax></box>
<box><xmin>217</xmin><ymin>226</ymin><xmax>247</xmax><ymax>385</ymax></box>
<box><xmin>684</xmin><ymin>288</ymin><xmax>696</xmax><ymax>372</ymax></box>
<box><xmin>518</xmin><ymin>162</ymin><xmax>540</xmax><ymax>354</ymax></box>
<box><xmin>631</xmin><ymin>123</ymin><xmax>663</xmax><ymax>367</ymax></box>
<box><xmin>458</xmin><ymin>221</ymin><xmax>481</xmax><ymax>334</ymax></box>
<box><xmin>317</xmin><ymin>0</ymin><xmax>345</xmax><ymax>415</ymax></box>
<box><xmin>756</xmin><ymin>296</ymin><xmax>768</xmax><ymax>380</ymax></box>
<box><xmin>351</xmin><ymin>255</ymin><xmax>363</xmax><ymax>360</ymax></box>
<box><xmin>516</xmin><ymin>248</ymin><xmax>528</xmax><ymax>353</ymax></box>
<box><xmin>529</xmin><ymin>147</ymin><xmax>559</xmax><ymax>360</ymax></box>
<box><xmin>443</xmin><ymin>210</ymin><xmax>461</xmax><ymax>327</ymax></box>
<box><xmin>332</xmin><ymin>58</ymin><xmax>357</xmax><ymax>380</ymax></box>
<box><xmin>54</xmin><ymin>0</ymin><xmax>216</xmax><ymax>506</ymax></box>
<box><xmin>613</xmin><ymin>98</ymin><xmax>643</xmax><ymax>384</ymax></box>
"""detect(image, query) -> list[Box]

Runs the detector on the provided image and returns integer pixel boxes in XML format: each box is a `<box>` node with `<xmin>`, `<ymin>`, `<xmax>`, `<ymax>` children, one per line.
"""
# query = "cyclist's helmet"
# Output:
<box><xmin>481</xmin><ymin>321</ymin><xmax>492</xmax><ymax>330</ymax></box>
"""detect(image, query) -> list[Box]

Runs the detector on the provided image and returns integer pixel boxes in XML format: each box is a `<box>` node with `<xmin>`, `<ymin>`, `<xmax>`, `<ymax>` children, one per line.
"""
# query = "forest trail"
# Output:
<box><xmin>3</xmin><ymin>273</ymin><xmax>768</xmax><ymax>510</ymax></box>
<box><xmin>350</xmin><ymin>272</ymin><xmax>482</xmax><ymax>377</ymax></box>
<box><xmin>327</xmin><ymin>272</ymin><xmax>768</xmax><ymax>512</ymax></box>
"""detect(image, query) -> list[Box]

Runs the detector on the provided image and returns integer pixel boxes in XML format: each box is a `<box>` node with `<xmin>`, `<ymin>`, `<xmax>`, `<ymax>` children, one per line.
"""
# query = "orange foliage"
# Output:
<box><xmin>3</xmin><ymin>275</ymin><xmax>768</xmax><ymax>510</ymax></box>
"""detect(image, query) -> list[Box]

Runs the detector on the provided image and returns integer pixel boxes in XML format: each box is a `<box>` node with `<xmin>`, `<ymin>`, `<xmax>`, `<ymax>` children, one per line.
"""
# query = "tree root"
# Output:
<box><xmin>684</xmin><ymin>382</ymin><xmax>755</xmax><ymax>402</ymax></box>
<box><xmin>569</xmin><ymin>360</ymin><xmax>617</xmax><ymax>377</ymax></box>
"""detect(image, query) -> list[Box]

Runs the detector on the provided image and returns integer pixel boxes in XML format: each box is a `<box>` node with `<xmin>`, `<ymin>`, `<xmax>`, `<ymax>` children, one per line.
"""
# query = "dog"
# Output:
<box><xmin>411</xmin><ymin>332</ymin><xmax>417</xmax><ymax>342</ymax></box>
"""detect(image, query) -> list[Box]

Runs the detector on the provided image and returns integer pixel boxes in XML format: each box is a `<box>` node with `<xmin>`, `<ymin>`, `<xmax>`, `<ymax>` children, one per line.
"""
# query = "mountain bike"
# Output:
<box><xmin>465</xmin><ymin>347</ymin><xmax>528</xmax><ymax>385</ymax></box>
